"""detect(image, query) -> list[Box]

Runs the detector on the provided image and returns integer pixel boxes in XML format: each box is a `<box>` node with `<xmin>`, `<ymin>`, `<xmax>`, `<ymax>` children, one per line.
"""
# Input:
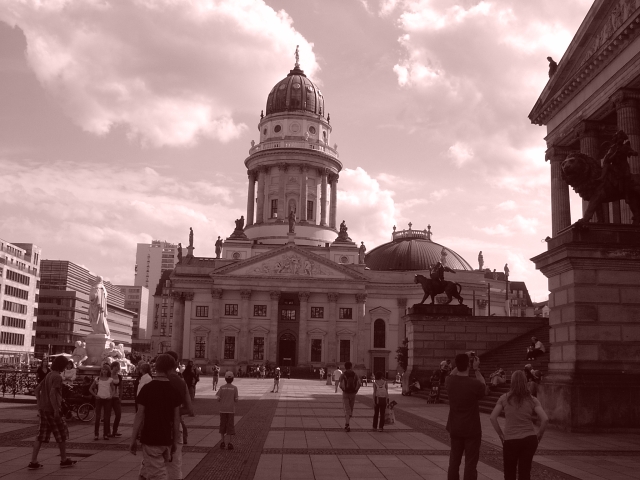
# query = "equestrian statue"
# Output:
<box><xmin>414</xmin><ymin>262</ymin><xmax>463</xmax><ymax>305</ymax></box>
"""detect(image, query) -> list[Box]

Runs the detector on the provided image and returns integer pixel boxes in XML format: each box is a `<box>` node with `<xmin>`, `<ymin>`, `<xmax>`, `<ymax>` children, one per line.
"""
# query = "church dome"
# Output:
<box><xmin>265</xmin><ymin>65</ymin><xmax>325</xmax><ymax>117</ymax></box>
<box><xmin>365</xmin><ymin>225</ymin><xmax>473</xmax><ymax>271</ymax></box>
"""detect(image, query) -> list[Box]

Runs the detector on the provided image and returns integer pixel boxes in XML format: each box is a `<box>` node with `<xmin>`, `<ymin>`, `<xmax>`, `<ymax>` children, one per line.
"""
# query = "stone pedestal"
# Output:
<box><xmin>287</xmin><ymin>233</ymin><xmax>295</xmax><ymax>245</ymax></box>
<box><xmin>531</xmin><ymin>224</ymin><xmax>640</xmax><ymax>431</ymax></box>
<box><xmin>409</xmin><ymin>304</ymin><xmax>472</xmax><ymax>316</ymax></box>
<box><xmin>85</xmin><ymin>333</ymin><xmax>109</xmax><ymax>366</ymax></box>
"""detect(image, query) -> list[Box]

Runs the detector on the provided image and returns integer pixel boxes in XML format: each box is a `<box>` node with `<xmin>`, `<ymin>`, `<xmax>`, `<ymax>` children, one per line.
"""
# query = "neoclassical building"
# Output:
<box><xmin>151</xmin><ymin>57</ymin><xmax>531</xmax><ymax>375</ymax></box>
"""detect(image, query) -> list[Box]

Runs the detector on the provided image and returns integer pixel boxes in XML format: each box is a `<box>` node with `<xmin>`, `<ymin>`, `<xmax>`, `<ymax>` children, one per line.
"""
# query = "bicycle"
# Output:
<box><xmin>61</xmin><ymin>385</ymin><xmax>95</xmax><ymax>422</ymax></box>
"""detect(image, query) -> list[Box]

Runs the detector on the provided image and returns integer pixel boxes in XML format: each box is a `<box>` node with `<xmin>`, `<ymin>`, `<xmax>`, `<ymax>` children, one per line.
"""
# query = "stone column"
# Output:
<box><xmin>269</xmin><ymin>291</ymin><xmax>280</xmax><ymax>363</ymax></box>
<box><xmin>246</xmin><ymin>171</ymin><xmax>256</xmax><ymax>227</ymax></box>
<box><xmin>278</xmin><ymin>163</ymin><xmax>287</xmax><ymax>220</ymax></box>
<box><xmin>327</xmin><ymin>292</ymin><xmax>339</xmax><ymax>366</ymax></box>
<box><xmin>182</xmin><ymin>293</ymin><xmax>194</xmax><ymax>359</ymax></box>
<box><xmin>298</xmin><ymin>292</ymin><xmax>310</xmax><ymax>365</ymax></box>
<box><xmin>210</xmin><ymin>289</ymin><xmax>223</xmax><ymax>363</ymax></box>
<box><xmin>239</xmin><ymin>290</ymin><xmax>251</xmax><ymax>364</ymax></box>
<box><xmin>320</xmin><ymin>168</ymin><xmax>328</xmax><ymax>227</ymax></box>
<box><xmin>329</xmin><ymin>174</ymin><xmax>338</xmax><ymax>229</ymax></box>
<box><xmin>397</xmin><ymin>297</ymin><xmax>408</xmax><ymax>344</ymax></box>
<box><xmin>355</xmin><ymin>293</ymin><xmax>367</xmax><ymax>370</ymax></box>
<box><xmin>300</xmin><ymin>166</ymin><xmax>308</xmax><ymax>222</ymax></box>
<box><xmin>256</xmin><ymin>167</ymin><xmax>266</xmax><ymax>224</ymax></box>
<box><xmin>170</xmin><ymin>292</ymin><xmax>185</xmax><ymax>359</ymax></box>
<box><xmin>612</xmin><ymin>89</ymin><xmax>640</xmax><ymax>224</ymax></box>
<box><xmin>577</xmin><ymin>121</ymin><xmax>609</xmax><ymax>223</ymax></box>
<box><xmin>546</xmin><ymin>146</ymin><xmax>572</xmax><ymax>236</ymax></box>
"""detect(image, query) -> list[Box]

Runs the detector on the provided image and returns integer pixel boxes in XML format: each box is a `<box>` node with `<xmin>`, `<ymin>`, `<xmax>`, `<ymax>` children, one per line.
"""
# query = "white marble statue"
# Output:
<box><xmin>114</xmin><ymin>343</ymin><xmax>125</xmax><ymax>360</ymax></box>
<box><xmin>102</xmin><ymin>341</ymin><xmax>117</xmax><ymax>363</ymax></box>
<box><xmin>71</xmin><ymin>340</ymin><xmax>88</xmax><ymax>366</ymax></box>
<box><xmin>89</xmin><ymin>276</ymin><xmax>110</xmax><ymax>337</ymax></box>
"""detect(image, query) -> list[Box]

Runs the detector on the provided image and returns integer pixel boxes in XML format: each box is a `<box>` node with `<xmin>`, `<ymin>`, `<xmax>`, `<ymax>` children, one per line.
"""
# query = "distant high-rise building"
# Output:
<box><xmin>116</xmin><ymin>285</ymin><xmax>149</xmax><ymax>352</ymax></box>
<box><xmin>36</xmin><ymin>260</ymin><xmax>135</xmax><ymax>358</ymax></box>
<box><xmin>134</xmin><ymin>240</ymin><xmax>178</xmax><ymax>347</ymax></box>
<box><xmin>0</xmin><ymin>239</ymin><xmax>41</xmax><ymax>364</ymax></box>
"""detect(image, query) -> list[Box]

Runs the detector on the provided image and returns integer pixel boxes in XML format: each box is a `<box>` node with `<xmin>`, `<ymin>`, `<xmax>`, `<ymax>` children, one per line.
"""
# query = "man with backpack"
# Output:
<box><xmin>337</xmin><ymin>362</ymin><xmax>361</xmax><ymax>432</ymax></box>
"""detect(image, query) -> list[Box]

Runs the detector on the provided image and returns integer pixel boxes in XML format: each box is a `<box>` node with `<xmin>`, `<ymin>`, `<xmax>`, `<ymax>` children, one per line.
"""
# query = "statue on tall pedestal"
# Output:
<box><xmin>229</xmin><ymin>216</ymin><xmax>248</xmax><ymax>239</ymax></box>
<box><xmin>335</xmin><ymin>220</ymin><xmax>352</xmax><ymax>243</ymax></box>
<box><xmin>89</xmin><ymin>276</ymin><xmax>110</xmax><ymax>337</ymax></box>
<box><xmin>478</xmin><ymin>251</ymin><xmax>484</xmax><ymax>270</ymax></box>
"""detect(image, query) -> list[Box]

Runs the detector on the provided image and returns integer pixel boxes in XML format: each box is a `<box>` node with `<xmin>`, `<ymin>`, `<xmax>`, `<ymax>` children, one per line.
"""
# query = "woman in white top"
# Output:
<box><xmin>525</xmin><ymin>336</ymin><xmax>546</xmax><ymax>361</ymax></box>
<box><xmin>490</xmin><ymin>370</ymin><xmax>549</xmax><ymax>480</ymax></box>
<box><xmin>372</xmin><ymin>371</ymin><xmax>388</xmax><ymax>432</ymax></box>
<box><xmin>89</xmin><ymin>364</ymin><xmax>115</xmax><ymax>440</ymax></box>
<box><xmin>61</xmin><ymin>361</ymin><xmax>77</xmax><ymax>385</ymax></box>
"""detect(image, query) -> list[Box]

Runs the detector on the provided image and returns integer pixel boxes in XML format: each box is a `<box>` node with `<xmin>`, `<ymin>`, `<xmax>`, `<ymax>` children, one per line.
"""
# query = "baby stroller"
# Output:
<box><xmin>402</xmin><ymin>380</ymin><xmax>421</xmax><ymax>396</ymax></box>
<box><xmin>61</xmin><ymin>384</ymin><xmax>95</xmax><ymax>422</ymax></box>
<box><xmin>426</xmin><ymin>384</ymin><xmax>440</xmax><ymax>404</ymax></box>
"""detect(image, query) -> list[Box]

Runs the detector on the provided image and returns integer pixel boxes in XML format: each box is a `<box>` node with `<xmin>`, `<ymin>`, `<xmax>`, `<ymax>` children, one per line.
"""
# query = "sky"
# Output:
<box><xmin>0</xmin><ymin>0</ymin><xmax>594</xmax><ymax>301</ymax></box>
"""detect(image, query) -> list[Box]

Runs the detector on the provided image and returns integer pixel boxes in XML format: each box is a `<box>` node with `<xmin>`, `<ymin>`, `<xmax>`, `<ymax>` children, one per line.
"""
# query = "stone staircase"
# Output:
<box><xmin>416</xmin><ymin>323</ymin><xmax>550</xmax><ymax>414</ymax></box>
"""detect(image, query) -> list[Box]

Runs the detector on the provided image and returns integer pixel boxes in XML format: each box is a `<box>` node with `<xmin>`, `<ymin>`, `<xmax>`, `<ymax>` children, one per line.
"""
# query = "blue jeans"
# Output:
<box><xmin>448</xmin><ymin>435</ymin><xmax>481</xmax><ymax>480</ymax></box>
<box><xmin>94</xmin><ymin>397</ymin><xmax>112</xmax><ymax>437</ymax></box>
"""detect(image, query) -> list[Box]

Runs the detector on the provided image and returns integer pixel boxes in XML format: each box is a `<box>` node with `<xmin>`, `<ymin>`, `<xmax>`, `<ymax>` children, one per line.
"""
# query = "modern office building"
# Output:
<box><xmin>35</xmin><ymin>260</ymin><xmax>135</xmax><ymax>358</ymax></box>
<box><xmin>149</xmin><ymin>269</ymin><xmax>174</xmax><ymax>356</ymax></box>
<box><xmin>117</xmin><ymin>285</ymin><xmax>150</xmax><ymax>351</ymax></box>
<box><xmin>0</xmin><ymin>239</ymin><xmax>41</xmax><ymax>364</ymax></box>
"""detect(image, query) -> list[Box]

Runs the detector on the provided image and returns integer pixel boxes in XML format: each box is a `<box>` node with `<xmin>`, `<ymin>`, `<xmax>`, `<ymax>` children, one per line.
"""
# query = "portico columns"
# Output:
<box><xmin>298</xmin><ymin>292</ymin><xmax>310</xmax><ymax>365</ymax></box>
<box><xmin>546</xmin><ymin>146</ymin><xmax>572</xmax><ymax>235</ymax></box>
<box><xmin>256</xmin><ymin>168</ymin><xmax>266</xmax><ymax>224</ymax></box>
<box><xmin>278</xmin><ymin>164</ymin><xmax>287</xmax><ymax>220</ymax></box>
<box><xmin>269</xmin><ymin>291</ymin><xmax>280</xmax><ymax>363</ymax></box>
<box><xmin>577</xmin><ymin>121</ymin><xmax>610</xmax><ymax>223</ymax></box>
<box><xmin>320</xmin><ymin>169</ymin><xmax>328</xmax><ymax>226</ymax></box>
<box><xmin>355</xmin><ymin>293</ymin><xmax>367</xmax><ymax>369</ymax></box>
<box><xmin>239</xmin><ymin>290</ymin><xmax>251</xmax><ymax>364</ymax></box>
<box><xmin>612</xmin><ymin>89</ymin><xmax>640</xmax><ymax>224</ymax></box>
<box><xmin>211</xmin><ymin>289</ymin><xmax>223</xmax><ymax>363</ymax></box>
<box><xmin>182</xmin><ymin>294</ymin><xmax>194</xmax><ymax>358</ymax></box>
<box><xmin>329</xmin><ymin>174</ymin><xmax>338</xmax><ymax>229</ymax></box>
<box><xmin>327</xmin><ymin>292</ymin><xmax>339</xmax><ymax>366</ymax></box>
<box><xmin>170</xmin><ymin>292</ymin><xmax>188</xmax><ymax>359</ymax></box>
<box><xmin>300</xmin><ymin>166</ymin><xmax>309</xmax><ymax>222</ymax></box>
<box><xmin>246</xmin><ymin>171</ymin><xmax>256</xmax><ymax>226</ymax></box>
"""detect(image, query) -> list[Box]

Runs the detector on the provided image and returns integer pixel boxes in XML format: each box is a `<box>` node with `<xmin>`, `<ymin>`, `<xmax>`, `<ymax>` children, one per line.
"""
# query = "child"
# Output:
<box><xmin>272</xmin><ymin>367</ymin><xmax>281</xmax><ymax>393</ymax></box>
<box><xmin>216</xmin><ymin>371</ymin><xmax>239</xmax><ymax>450</ymax></box>
<box><xmin>212</xmin><ymin>364</ymin><xmax>220</xmax><ymax>391</ymax></box>
<box><xmin>89</xmin><ymin>364</ymin><xmax>115</xmax><ymax>440</ymax></box>
<box><xmin>372</xmin><ymin>371</ymin><xmax>388</xmax><ymax>432</ymax></box>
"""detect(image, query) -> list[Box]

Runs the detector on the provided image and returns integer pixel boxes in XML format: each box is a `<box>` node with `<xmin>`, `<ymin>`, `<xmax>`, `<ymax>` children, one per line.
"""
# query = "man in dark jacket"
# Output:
<box><xmin>445</xmin><ymin>353</ymin><xmax>488</xmax><ymax>480</ymax></box>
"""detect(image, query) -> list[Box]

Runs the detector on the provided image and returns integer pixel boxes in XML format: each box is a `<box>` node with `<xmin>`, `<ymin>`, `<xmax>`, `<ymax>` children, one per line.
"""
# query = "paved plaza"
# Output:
<box><xmin>0</xmin><ymin>378</ymin><xmax>639</xmax><ymax>479</ymax></box>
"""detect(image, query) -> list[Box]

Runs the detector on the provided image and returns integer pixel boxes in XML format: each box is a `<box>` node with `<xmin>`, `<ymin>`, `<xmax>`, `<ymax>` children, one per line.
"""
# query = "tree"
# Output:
<box><xmin>396</xmin><ymin>338</ymin><xmax>408</xmax><ymax>371</ymax></box>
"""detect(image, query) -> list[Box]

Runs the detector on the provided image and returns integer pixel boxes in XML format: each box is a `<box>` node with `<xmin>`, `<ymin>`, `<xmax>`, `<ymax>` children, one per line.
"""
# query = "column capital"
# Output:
<box><xmin>298</xmin><ymin>291</ymin><xmax>311</xmax><ymax>302</ymax></box>
<box><xmin>211</xmin><ymin>288</ymin><xmax>223</xmax><ymax>299</ymax></box>
<box><xmin>545</xmin><ymin>145</ymin><xmax>573</xmax><ymax>163</ymax></box>
<box><xmin>355</xmin><ymin>293</ymin><xmax>367</xmax><ymax>304</ymax></box>
<box><xmin>327</xmin><ymin>292</ymin><xmax>339</xmax><ymax>303</ymax></box>
<box><xmin>278</xmin><ymin>162</ymin><xmax>288</xmax><ymax>172</ymax></box>
<box><xmin>575</xmin><ymin>120</ymin><xmax>604</xmax><ymax>139</ymax></box>
<box><xmin>240</xmin><ymin>289</ymin><xmax>252</xmax><ymax>300</ymax></box>
<box><xmin>171</xmin><ymin>291</ymin><xmax>192</xmax><ymax>301</ymax></box>
<box><xmin>247</xmin><ymin>170</ymin><xmax>257</xmax><ymax>181</ymax></box>
<box><xmin>397</xmin><ymin>298</ymin><xmax>408</xmax><ymax>308</ymax></box>
<box><xmin>301</xmin><ymin>164</ymin><xmax>309</xmax><ymax>173</ymax></box>
<box><xmin>611</xmin><ymin>88</ymin><xmax>640</xmax><ymax>109</ymax></box>
<box><xmin>269</xmin><ymin>290</ymin><xmax>281</xmax><ymax>301</ymax></box>
<box><xmin>329</xmin><ymin>173</ymin><xmax>339</xmax><ymax>184</ymax></box>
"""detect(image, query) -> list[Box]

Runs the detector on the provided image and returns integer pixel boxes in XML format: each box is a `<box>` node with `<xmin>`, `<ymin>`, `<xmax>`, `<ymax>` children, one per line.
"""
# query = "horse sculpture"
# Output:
<box><xmin>414</xmin><ymin>273</ymin><xmax>464</xmax><ymax>305</ymax></box>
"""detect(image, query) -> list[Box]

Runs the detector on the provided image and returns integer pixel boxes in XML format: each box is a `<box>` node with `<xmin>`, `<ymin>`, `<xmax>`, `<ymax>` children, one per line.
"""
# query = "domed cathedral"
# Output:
<box><xmin>154</xmin><ymin>53</ymin><xmax>533</xmax><ymax>376</ymax></box>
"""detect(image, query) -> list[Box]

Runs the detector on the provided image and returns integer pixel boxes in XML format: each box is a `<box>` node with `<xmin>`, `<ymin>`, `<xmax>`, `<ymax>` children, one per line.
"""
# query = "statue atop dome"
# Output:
<box><xmin>294</xmin><ymin>45</ymin><xmax>300</xmax><ymax>68</ymax></box>
<box><xmin>334</xmin><ymin>220</ymin><xmax>353</xmax><ymax>243</ymax></box>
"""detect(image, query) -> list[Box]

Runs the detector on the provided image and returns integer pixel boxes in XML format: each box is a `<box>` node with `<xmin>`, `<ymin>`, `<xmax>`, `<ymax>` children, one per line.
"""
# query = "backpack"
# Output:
<box><xmin>343</xmin><ymin>370</ymin><xmax>358</xmax><ymax>394</ymax></box>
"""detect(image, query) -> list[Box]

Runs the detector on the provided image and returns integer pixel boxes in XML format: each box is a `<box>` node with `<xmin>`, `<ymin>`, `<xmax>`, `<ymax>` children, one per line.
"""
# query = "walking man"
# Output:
<box><xmin>28</xmin><ymin>355</ymin><xmax>77</xmax><ymax>470</ymax></box>
<box><xmin>337</xmin><ymin>362</ymin><xmax>361</xmax><ymax>432</ymax></box>
<box><xmin>445</xmin><ymin>353</ymin><xmax>488</xmax><ymax>480</ymax></box>
<box><xmin>217</xmin><ymin>371</ymin><xmax>239</xmax><ymax>450</ymax></box>
<box><xmin>272</xmin><ymin>367</ymin><xmax>281</xmax><ymax>393</ymax></box>
<box><xmin>333</xmin><ymin>366</ymin><xmax>343</xmax><ymax>393</ymax></box>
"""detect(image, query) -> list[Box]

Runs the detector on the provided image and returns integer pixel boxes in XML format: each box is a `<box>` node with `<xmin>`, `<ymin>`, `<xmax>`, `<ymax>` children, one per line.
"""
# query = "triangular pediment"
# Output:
<box><xmin>192</xmin><ymin>326</ymin><xmax>211</xmax><ymax>334</ymax></box>
<box><xmin>221</xmin><ymin>325</ymin><xmax>240</xmax><ymax>334</ymax></box>
<box><xmin>250</xmin><ymin>326</ymin><xmax>270</xmax><ymax>334</ymax></box>
<box><xmin>530</xmin><ymin>0</ymin><xmax>640</xmax><ymax>124</ymax></box>
<box><xmin>210</xmin><ymin>244</ymin><xmax>367</xmax><ymax>280</ymax></box>
<box><xmin>368</xmin><ymin>306</ymin><xmax>391</xmax><ymax>315</ymax></box>
<box><xmin>308</xmin><ymin>328</ymin><xmax>327</xmax><ymax>336</ymax></box>
<box><xmin>337</xmin><ymin>328</ymin><xmax>355</xmax><ymax>336</ymax></box>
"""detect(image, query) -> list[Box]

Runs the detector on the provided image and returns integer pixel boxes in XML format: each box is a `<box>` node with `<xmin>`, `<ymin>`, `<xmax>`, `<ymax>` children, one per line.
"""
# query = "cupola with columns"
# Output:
<box><xmin>243</xmin><ymin>48</ymin><xmax>342</xmax><ymax>246</ymax></box>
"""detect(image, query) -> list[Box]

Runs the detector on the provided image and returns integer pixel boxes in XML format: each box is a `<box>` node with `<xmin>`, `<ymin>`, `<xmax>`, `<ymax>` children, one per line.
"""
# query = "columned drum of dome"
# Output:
<box><xmin>365</xmin><ymin>225</ymin><xmax>473</xmax><ymax>271</ymax></box>
<box><xmin>242</xmin><ymin>56</ymin><xmax>342</xmax><ymax>246</ymax></box>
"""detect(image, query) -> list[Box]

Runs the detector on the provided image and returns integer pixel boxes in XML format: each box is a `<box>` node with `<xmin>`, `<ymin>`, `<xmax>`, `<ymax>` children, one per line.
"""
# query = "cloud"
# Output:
<box><xmin>496</xmin><ymin>200</ymin><xmax>517</xmax><ymax>210</ymax></box>
<box><xmin>477</xmin><ymin>224</ymin><xmax>513</xmax><ymax>236</ymax></box>
<box><xmin>0</xmin><ymin>158</ymin><xmax>244</xmax><ymax>284</ymax></box>
<box><xmin>447</xmin><ymin>141</ymin><xmax>474</xmax><ymax>167</ymax></box>
<box><xmin>0</xmin><ymin>0</ymin><xmax>317</xmax><ymax>147</ymax></box>
<box><xmin>337</xmin><ymin>167</ymin><xmax>397</xmax><ymax>247</ymax></box>
<box><xmin>429</xmin><ymin>188</ymin><xmax>450</xmax><ymax>201</ymax></box>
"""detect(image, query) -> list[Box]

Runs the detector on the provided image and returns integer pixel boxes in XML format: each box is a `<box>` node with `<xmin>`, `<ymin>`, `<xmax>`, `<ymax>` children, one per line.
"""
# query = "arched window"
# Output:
<box><xmin>373</xmin><ymin>319</ymin><xmax>385</xmax><ymax>348</ymax></box>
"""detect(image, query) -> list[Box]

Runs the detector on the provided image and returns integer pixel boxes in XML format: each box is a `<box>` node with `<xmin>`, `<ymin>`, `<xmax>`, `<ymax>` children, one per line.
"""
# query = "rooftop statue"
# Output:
<box><xmin>177</xmin><ymin>243</ymin><xmax>183</xmax><ymax>263</ymax></box>
<box><xmin>294</xmin><ymin>45</ymin><xmax>300</xmax><ymax>67</ymax></box>
<box><xmin>504</xmin><ymin>263</ymin><xmax>510</xmax><ymax>277</ymax></box>
<box><xmin>89</xmin><ymin>276</ymin><xmax>110</xmax><ymax>337</ymax></box>
<box><xmin>359</xmin><ymin>242</ymin><xmax>366</xmax><ymax>264</ymax></box>
<box><xmin>561</xmin><ymin>130</ymin><xmax>640</xmax><ymax>225</ymax></box>
<box><xmin>478</xmin><ymin>251</ymin><xmax>484</xmax><ymax>270</ymax></box>
<box><xmin>229</xmin><ymin>216</ymin><xmax>248</xmax><ymax>239</ymax></box>
<box><xmin>288</xmin><ymin>210</ymin><xmax>296</xmax><ymax>234</ymax></box>
<box><xmin>235</xmin><ymin>216</ymin><xmax>245</xmax><ymax>231</ymax></box>
<box><xmin>215</xmin><ymin>236</ymin><xmax>223</xmax><ymax>258</ymax></box>
<box><xmin>335</xmin><ymin>220</ymin><xmax>352</xmax><ymax>243</ymax></box>
<box><xmin>547</xmin><ymin>56</ymin><xmax>557</xmax><ymax>77</ymax></box>
<box><xmin>189</xmin><ymin>227</ymin><xmax>194</xmax><ymax>248</ymax></box>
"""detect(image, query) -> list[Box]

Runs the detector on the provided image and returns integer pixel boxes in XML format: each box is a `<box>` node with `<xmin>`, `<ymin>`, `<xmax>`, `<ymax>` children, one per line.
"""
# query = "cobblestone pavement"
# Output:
<box><xmin>2</xmin><ymin>378</ymin><xmax>640</xmax><ymax>479</ymax></box>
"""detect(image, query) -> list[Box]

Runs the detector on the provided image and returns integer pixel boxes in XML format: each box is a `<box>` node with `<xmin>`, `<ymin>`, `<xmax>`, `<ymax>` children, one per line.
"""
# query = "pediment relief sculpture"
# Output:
<box><xmin>581</xmin><ymin>0</ymin><xmax>639</xmax><ymax>65</ymax></box>
<box><xmin>251</xmin><ymin>253</ymin><xmax>331</xmax><ymax>276</ymax></box>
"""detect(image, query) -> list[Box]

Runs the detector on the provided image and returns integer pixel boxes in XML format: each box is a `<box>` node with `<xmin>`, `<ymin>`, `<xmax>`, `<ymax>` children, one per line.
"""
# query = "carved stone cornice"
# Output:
<box><xmin>269</xmin><ymin>290</ymin><xmax>281</xmax><ymax>301</ymax></box>
<box><xmin>240</xmin><ymin>289</ymin><xmax>252</xmax><ymax>300</ymax></box>
<box><xmin>575</xmin><ymin>120</ymin><xmax>604</xmax><ymax>139</ymax></box>
<box><xmin>211</xmin><ymin>288</ymin><xmax>223</xmax><ymax>299</ymax></box>
<box><xmin>397</xmin><ymin>298</ymin><xmax>408</xmax><ymax>308</ymax></box>
<box><xmin>545</xmin><ymin>145</ymin><xmax>574</xmax><ymax>163</ymax></box>
<box><xmin>611</xmin><ymin>88</ymin><xmax>640</xmax><ymax>109</ymax></box>
<box><xmin>171</xmin><ymin>291</ymin><xmax>194</xmax><ymax>301</ymax></box>
<box><xmin>247</xmin><ymin>170</ymin><xmax>257</xmax><ymax>182</ymax></box>
<box><xmin>298</xmin><ymin>291</ymin><xmax>311</xmax><ymax>302</ymax></box>
<box><xmin>327</xmin><ymin>292</ymin><xmax>339</xmax><ymax>303</ymax></box>
<box><xmin>278</xmin><ymin>162</ymin><xmax>288</xmax><ymax>172</ymax></box>
<box><xmin>355</xmin><ymin>293</ymin><xmax>367</xmax><ymax>304</ymax></box>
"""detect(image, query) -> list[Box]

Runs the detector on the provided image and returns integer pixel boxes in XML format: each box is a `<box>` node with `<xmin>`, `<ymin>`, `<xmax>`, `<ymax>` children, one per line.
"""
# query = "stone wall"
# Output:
<box><xmin>404</xmin><ymin>312</ymin><xmax>546</xmax><ymax>383</ymax></box>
